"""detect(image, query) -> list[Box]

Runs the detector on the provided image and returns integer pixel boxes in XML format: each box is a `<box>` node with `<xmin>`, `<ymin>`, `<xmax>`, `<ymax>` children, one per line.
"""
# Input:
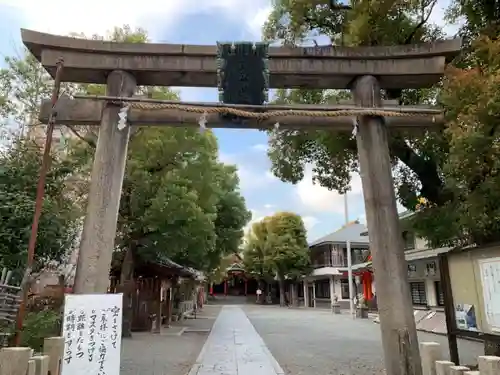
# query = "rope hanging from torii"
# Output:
<box><xmin>75</xmin><ymin>41</ymin><xmax>443</xmax><ymax>131</ymax></box>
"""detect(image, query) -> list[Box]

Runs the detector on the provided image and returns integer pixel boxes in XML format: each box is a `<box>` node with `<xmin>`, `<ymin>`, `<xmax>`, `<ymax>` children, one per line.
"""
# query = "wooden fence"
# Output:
<box><xmin>420</xmin><ymin>341</ymin><xmax>500</xmax><ymax>375</ymax></box>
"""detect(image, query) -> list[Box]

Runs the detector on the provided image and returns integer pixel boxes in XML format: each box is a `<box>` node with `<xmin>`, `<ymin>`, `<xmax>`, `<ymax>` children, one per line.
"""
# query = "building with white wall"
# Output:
<box><xmin>360</xmin><ymin>210</ymin><xmax>450</xmax><ymax>310</ymax></box>
<box><xmin>303</xmin><ymin>222</ymin><xmax>371</xmax><ymax>309</ymax></box>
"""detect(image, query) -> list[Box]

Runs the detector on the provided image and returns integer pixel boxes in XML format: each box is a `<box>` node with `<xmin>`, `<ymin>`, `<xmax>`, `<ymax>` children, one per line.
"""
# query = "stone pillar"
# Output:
<box><xmin>448</xmin><ymin>366</ymin><xmax>470</xmax><ymax>375</ymax></box>
<box><xmin>352</xmin><ymin>75</ymin><xmax>421</xmax><ymax>375</ymax></box>
<box><xmin>420</xmin><ymin>342</ymin><xmax>442</xmax><ymax>375</ymax></box>
<box><xmin>312</xmin><ymin>281</ymin><xmax>316</xmax><ymax>308</ymax></box>
<box><xmin>435</xmin><ymin>361</ymin><xmax>454</xmax><ymax>375</ymax></box>
<box><xmin>303</xmin><ymin>280</ymin><xmax>309</xmax><ymax>307</ymax></box>
<box><xmin>478</xmin><ymin>355</ymin><xmax>500</xmax><ymax>375</ymax></box>
<box><xmin>73</xmin><ymin>70</ymin><xmax>136</xmax><ymax>293</ymax></box>
<box><xmin>425</xmin><ymin>279</ymin><xmax>437</xmax><ymax>307</ymax></box>
<box><xmin>329</xmin><ymin>275</ymin><xmax>335</xmax><ymax>304</ymax></box>
<box><xmin>32</xmin><ymin>355</ymin><xmax>50</xmax><ymax>375</ymax></box>
<box><xmin>0</xmin><ymin>347</ymin><xmax>32</xmax><ymax>375</ymax></box>
<box><xmin>43</xmin><ymin>337</ymin><xmax>63</xmax><ymax>375</ymax></box>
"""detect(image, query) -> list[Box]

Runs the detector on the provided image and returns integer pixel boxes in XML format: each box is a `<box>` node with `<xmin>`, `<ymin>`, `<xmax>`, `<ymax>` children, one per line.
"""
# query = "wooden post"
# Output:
<box><xmin>439</xmin><ymin>253</ymin><xmax>459</xmax><ymax>364</ymax></box>
<box><xmin>152</xmin><ymin>279</ymin><xmax>162</xmax><ymax>334</ymax></box>
<box><xmin>352</xmin><ymin>75</ymin><xmax>422</xmax><ymax>375</ymax></box>
<box><xmin>73</xmin><ymin>70</ymin><xmax>137</xmax><ymax>294</ymax></box>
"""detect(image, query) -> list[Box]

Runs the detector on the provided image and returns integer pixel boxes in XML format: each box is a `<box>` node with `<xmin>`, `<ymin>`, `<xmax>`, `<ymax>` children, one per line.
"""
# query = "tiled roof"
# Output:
<box><xmin>309</xmin><ymin>222</ymin><xmax>369</xmax><ymax>247</ymax></box>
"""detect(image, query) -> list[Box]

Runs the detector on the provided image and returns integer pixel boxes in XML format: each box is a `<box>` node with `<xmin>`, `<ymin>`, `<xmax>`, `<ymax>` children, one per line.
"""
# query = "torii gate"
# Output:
<box><xmin>23</xmin><ymin>29</ymin><xmax>460</xmax><ymax>375</ymax></box>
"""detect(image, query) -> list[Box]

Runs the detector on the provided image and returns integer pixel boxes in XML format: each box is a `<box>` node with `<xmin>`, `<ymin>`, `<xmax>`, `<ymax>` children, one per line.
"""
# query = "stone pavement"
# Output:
<box><xmin>120</xmin><ymin>305</ymin><xmax>221</xmax><ymax>375</ymax></box>
<box><xmin>188</xmin><ymin>306</ymin><xmax>284</xmax><ymax>375</ymax></box>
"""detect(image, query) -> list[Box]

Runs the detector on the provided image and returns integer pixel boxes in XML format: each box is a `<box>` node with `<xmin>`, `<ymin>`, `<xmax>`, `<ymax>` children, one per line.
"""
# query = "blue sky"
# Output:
<box><xmin>0</xmin><ymin>0</ymin><xmax>454</xmax><ymax>242</ymax></box>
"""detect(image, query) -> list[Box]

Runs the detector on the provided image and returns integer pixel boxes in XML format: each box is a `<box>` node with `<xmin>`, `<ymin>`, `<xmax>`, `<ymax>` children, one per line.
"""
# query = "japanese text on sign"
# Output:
<box><xmin>61</xmin><ymin>294</ymin><xmax>123</xmax><ymax>375</ymax></box>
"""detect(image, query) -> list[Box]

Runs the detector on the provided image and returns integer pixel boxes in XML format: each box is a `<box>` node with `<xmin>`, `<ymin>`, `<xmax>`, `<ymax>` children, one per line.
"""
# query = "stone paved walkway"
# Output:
<box><xmin>188</xmin><ymin>306</ymin><xmax>284</xmax><ymax>375</ymax></box>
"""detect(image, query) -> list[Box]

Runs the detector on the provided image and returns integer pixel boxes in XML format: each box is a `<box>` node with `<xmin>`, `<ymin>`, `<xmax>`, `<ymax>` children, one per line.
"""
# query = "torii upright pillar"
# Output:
<box><xmin>73</xmin><ymin>70</ymin><xmax>136</xmax><ymax>294</ymax></box>
<box><xmin>353</xmin><ymin>75</ymin><xmax>421</xmax><ymax>375</ymax></box>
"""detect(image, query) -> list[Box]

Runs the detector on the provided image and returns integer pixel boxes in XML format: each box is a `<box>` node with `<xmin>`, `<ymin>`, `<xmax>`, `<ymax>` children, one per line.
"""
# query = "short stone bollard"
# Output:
<box><xmin>449</xmin><ymin>365</ymin><xmax>471</xmax><ymax>375</ymax></box>
<box><xmin>331</xmin><ymin>303</ymin><xmax>341</xmax><ymax>314</ymax></box>
<box><xmin>478</xmin><ymin>355</ymin><xmax>500</xmax><ymax>375</ymax></box>
<box><xmin>420</xmin><ymin>342</ymin><xmax>442</xmax><ymax>375</ymax></box>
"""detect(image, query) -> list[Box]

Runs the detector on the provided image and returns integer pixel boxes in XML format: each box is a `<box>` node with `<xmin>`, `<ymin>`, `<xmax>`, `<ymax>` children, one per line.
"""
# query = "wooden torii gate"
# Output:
<box><xmin>23</xmin><ymin>29</ymin><xmax>460</xmax><ymax>375</ymax></box>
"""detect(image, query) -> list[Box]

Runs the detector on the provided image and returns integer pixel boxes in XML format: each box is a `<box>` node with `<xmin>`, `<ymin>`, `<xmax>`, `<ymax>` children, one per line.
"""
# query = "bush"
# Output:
<box><xmin>18</xmin><ymin>310</ymin><xmax>61</xmax><ymax>352</ymax></box>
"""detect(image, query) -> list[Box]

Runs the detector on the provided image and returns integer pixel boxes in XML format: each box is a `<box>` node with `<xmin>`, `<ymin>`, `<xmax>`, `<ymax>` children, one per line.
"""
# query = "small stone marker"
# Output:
<box><xmin>449</xmin><ymin>365</ymin><xmax>470</xmax><ymax>375</ymax></box>
<box><xmin>32</xmin><ymin>355</ymin><xmax>50</xmax><ymax>375</ymax></box>
<box><xmin>420</xmin><ymin>342</ymin><xmax>442</xmax><ymax>375</ymax></box>
<box><xmin>435</xmin><ymin>360</ymin><xmax>455</xmax><ymax>375</ymax></box>
<box><xmin>0</xmin><ymin>347</ymin><xmax>32</xmax><ymax>375</ymax></box>
<box><xmin>478</xmin><ymin>355</ymin><xmax>500</xmax><ymax>375</ymax></box>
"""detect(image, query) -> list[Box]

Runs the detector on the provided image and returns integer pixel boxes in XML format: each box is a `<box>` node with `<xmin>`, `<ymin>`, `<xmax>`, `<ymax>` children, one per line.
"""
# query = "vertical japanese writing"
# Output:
<box><xmin>64</xmin><ymin>309</ymin><xmax>76</xmax><ymax>364</ymax></box>
<box><xmin>75</xmin><ymin>310</ymin><xmax>86</xmax><ymax>359</ymax></box>
<box><xmin>98</xmin><ymin>309</ymin><xmax>109</xmax><ymax>375</ymax></box>
<box><xmin>110</xmin><ymin>306</ymin><xmax>120</xmax><ymax>349</ymax></box>
<box><xmin>88</xmin><ymin>309</ymin><xmax>97</xmax><ymax>362</ymax></box>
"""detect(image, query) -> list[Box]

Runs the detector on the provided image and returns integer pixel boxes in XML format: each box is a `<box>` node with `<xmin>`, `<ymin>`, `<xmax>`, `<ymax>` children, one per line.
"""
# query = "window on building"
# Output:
<box><xmin>315</xmin><ymin>279</ymin><xmax>330</xmax><ymax>299</ymax></box>
<box><xmin>409</xmin><ymin>282</ymin><xmax>427</xmax><ymax>306</ymax></box>
<box><xmin>435</xmin><ymin>281</ymin><xmax>445</xmax><ymax>306</ymax></box>
<box><xmin>402</xmin><ymin>231</ymin><xmax>415</xmax><ymax>250</ymax></box>
<box><xmin>340</xmin><ymin>279</ymin><xmax>350</xmax><ymax>299</ymax></box>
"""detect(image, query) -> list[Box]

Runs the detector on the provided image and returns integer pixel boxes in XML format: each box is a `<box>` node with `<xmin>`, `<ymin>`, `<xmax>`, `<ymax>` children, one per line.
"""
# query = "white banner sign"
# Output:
<box><xmin>61</xmin><ymin>293</ymin><xmax>123</xmax><ymax>375</ymax></box>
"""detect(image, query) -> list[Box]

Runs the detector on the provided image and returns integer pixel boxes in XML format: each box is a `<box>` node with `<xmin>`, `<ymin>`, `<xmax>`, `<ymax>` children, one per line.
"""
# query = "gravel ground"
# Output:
<box><xmin>120</xmin><ymin>305</ymin><xmax>221</xmax><ymax>375</ymax></box>
<box><xmin>243</xmin><ymin>305</ymin><xmax>483</xmax><ymax>375</ymax></box>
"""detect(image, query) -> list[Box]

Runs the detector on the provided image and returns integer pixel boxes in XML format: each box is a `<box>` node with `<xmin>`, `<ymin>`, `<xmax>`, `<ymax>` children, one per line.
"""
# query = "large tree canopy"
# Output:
<box><xmin>244</xmin><ymin>212</ymin><xmax>311</xmax><ymax>306</ymax></box>
<box><xmin>263</xmin><ymin>0</ymin><xmax>500</xmax><ymax>247</ymax></box>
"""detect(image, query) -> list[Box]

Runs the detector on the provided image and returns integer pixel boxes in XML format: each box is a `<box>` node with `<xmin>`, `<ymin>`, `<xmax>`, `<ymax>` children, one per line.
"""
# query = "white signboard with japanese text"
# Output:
<box><xmin>479</xmin><ymin>257</ymin><xmax>500</xmax><ymax>332</ymax></box>
<box><xmin>62</xmin><ymin>293</ymin><xmax>123</xmax><ymax>375</ymax></box>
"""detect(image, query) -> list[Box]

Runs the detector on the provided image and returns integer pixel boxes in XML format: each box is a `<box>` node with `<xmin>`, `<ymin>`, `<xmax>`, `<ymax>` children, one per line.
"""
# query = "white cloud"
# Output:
<box><xmin>1</xmin><ymin>0</ymin><xmax>271</xmax><ymax>40</ymax></box>
<box><xmin>296</xmin><ymin>165</ymin><xmax>363</xmax><ymax>213</ymax></box>
<box><xmin>246</xmin><ymin>5</ymin><xmax>272</xmax><ymax>39</ymax></box>
<box><xmin>302</xmin><ymin>216</ymin><xmax>319</xmax><ymax>231</ymax></box>
<box><xmin>219</xmin><ymin>152</ymin><xmax>277</xmax><ymax>191</ymax></box>
<box><xmin>251</xmin><ymin>143</ymin><xmax>268</xmax><ymax>152</ymax></box>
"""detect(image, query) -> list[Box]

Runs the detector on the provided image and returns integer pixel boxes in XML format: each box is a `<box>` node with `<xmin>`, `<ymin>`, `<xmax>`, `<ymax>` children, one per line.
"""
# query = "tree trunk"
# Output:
<box><xmin>119</xmin><ymin>247</ymin><xmax>135</xmax><ymax>338</ymax></box>
<box><xmin>291</xmin><ymin>283</ymin><xmax>299</xmax><ymax>307</ymax></box>
<box><xmin>278</xmin><ymin>277</ymin><xmax>286</xmax><ymax>307</ymax></box>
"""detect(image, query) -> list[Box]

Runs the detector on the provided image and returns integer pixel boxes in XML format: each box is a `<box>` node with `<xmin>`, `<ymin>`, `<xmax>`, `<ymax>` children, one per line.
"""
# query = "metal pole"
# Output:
<box><xmin>13</xmin><ymin>58</ymin><xmax>64</xmax><ymax>346</ymax></box>
<box><xmin>344</xmin><ymin>193</ymin><xmax>355</xmax><ymax>318</ymax></box>
<box><xmin>347</xmin><ymin>240</ymin><xmax>355</xmax><ymax>318</ymax></box>
<box><xmin>344</xmin><ymin>193</ymin><xmax>349</xmax><ymax>225</ymax></box>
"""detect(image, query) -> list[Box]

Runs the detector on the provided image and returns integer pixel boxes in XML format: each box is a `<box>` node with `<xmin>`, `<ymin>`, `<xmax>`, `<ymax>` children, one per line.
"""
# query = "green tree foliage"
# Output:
<box><xmin>243</xmin><ymin>221</ymin><xmax>274</xmax><ymax>281</ymax></box>
<box><xmin>263</xmin><ymin>0</ymin><xmax>500</xmax><ymax>248</ymax></box>
<box><xmin>244</xmin><ymin>212</ymin><xmax>311</xmax><ymax>306</ymax></box>
<box><xmin>0</xmin><ymin>139</ymin><xmax>82</xmax><ymax>278</ymax></box>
